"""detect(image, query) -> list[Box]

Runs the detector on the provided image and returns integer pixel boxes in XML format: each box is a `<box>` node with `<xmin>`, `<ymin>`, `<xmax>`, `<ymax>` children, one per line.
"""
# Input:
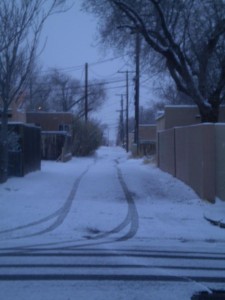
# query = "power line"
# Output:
<box><xmin>24</xmin><ymin>83</ymin><xmax>133</xmax><ymax>96</ymax></box>
<box><xmin>88</xmin><ymin>56</ymin><xmax>125</xmax><ymax>67</ymax></box>
<box><xmin>88</xmin><ymin>61</ymin><xmax>131</xmax><ymax>79</ymax></box>
<box><xmin>29</xmin><ymin>77</ymin><xmax>127</xmax><ymax>89</ymax></box>
<box><xmin>40</xmin><ymin>56</ymin><xmax>125</xmax><ymax>74</ymax></box>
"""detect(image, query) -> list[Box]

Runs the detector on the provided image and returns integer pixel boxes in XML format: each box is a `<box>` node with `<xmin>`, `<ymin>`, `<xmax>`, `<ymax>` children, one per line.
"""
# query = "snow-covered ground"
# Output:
<box><xmin>0</xmin><ymin>146</ymin><xmax>225</xmax><ymax>299</ymax></box>
<box><xmin>0</xmin><ymin>146</ymin><xmax>224</xmax><ymax>250</ymax></box>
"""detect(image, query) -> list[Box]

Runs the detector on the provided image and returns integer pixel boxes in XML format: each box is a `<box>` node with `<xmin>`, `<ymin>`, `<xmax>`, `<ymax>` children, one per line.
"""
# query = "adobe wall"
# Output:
<box><xmin>175</xmin><ymin>124</ymin><xmax>215</xmax><ymax>202</ymax></box>
<box><xmin>11</xmin><ymin>111</ymin><xmax>26</xmax><ymax>123</ymax></box>
<box><xmin>158</xmin><ymin>124</ymin><xmax>216</xmax><ymax>202</ymax></box>
<box><xmin>156</xmin><ymin>115</ymin><xmax>165</xmax><ymax>131</ymax></box>
<box><xmin>156</xmin><ymin>106</ymin><xmax>201</xmax><ymax>131</ymax></box>
<box><xmin>157</xmin><ymin>105</ymin><xmax>225</xmax><ymax>131</ymax></box>
<box><xmin>175</xmin><ymin>126</ymin><xmax>189</xmax><ymax>183</ymax></box>
<box><xmin>165</xmin><ymin>106</ymin><xmax>201</xmax><ymax>129</ymax></box>
<box><xmin>26</xmin><ymin>112</ymin><xmax>74</xmax><ymax>132</ymax></box>
<box><xmin>139</xmin><ymin>125</ymin><xmax>156</xmax><ymax>142</ymax></box>
<box><xmin>215</xmin><ymin>124</ymin><xmax>225</xmax><ymax>201</ymax></box>
<box><xmin>157</xmin><ymin>128</ymin><xmax>175</xmax><ymax>177</ymax></box>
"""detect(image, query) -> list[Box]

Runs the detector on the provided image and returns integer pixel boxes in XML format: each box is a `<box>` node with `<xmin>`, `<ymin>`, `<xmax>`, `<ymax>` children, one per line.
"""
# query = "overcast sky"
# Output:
<box><xmin>39</xmin><ymin>1</ymin><xmax>151</xmax><ymax>143</ymax></box>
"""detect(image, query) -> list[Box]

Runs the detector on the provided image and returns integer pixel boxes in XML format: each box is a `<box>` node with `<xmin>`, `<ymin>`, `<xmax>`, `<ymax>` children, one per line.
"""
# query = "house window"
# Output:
<box><xmin>59</xmin><ymin>124</ymin><xmax>70</xmax><ymax>132</ymax></box>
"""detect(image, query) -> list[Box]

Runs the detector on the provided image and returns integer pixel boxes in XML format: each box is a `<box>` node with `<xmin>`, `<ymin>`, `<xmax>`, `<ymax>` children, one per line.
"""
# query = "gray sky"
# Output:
<box><xmin>39</xmin><ymin>1</ymin><xmax>151</xmax><ymax>142</ymax></box>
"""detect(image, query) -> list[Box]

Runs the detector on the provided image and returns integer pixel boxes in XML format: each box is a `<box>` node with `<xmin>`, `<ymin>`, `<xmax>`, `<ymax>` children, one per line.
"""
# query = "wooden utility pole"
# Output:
<box><xmin>135</xmin><ymin>32</ymin><xmax>140</xmax><ymax>154</ymax></box>
<box><xmin>116</xmin><ymin>94</ymin><xmax>125</xmax><ymax>147</ymax></box>
<box><xmin>125</xmin><ymin>71</ymin><xmax>129</xmax><ymax>152</ymax></box>
<box><xmin>121</xmin><ymin>94</ymin><xmax>125</xmax><ymax>146</ymax></box>
<box><xmin>118</xmin><ymin>70</ymin><xmax>130</xmax><ymax>152</ymax></box>
<box><xmin>85</xmin><ymin>62</ymin><xmax>88</xmax><ymax>123</ymax></box>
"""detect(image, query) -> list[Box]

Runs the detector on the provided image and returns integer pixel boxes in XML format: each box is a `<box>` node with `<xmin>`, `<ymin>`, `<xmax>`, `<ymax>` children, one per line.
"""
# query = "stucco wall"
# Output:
<box><xmin>157</xmin><ymin>106</ymin><xmax>201</xmax><ymax>131</ymax></box>
<box><xmin>165</xmin><ymin>106</ymin><xmax>201</xmax><ymax>129</ymax></box>
<box><xmin>158</xmin><ymin>124</ymin><xmax>216</xmax><ymax>202</ymax></box>
<box><xmin>11</xmin><ymin>111</ymin><xmax>26</xmax><ymax>123</ymax></box>
<box><xmin>26</xmin><ymin>112</ymin><xmax>74</xmax><ymax>132</ymax></box>
<box><xmin>157</xmin><ymin>105</ymin><xmax>225</xmax><ymax>131</ymax></box>
<box><xmin>139</xmin><ymin>125</ymin><xmax>156</xmax><ymax>142</ymax></box>
<box><xmin>156</xmin><ymin>115</ymin><xmax>165</xmax><ymax>131</ymax></box>
<box><xmin>215</xmin><ymin>124</ymin><xmax>225</xmax><ymax>201</ymax></box>
<box><xmin>175</xmin><ymin>124</ymin><xmax>215</xmax><ymax>202</ymax></box>
<box><xmin>175</xmin><ymin>126</ymin><xmax>189</xmax><ymax>183</ymax></box>
<box><xmin>157</xmin><ymin>128</ymin><xmax>175</xmax><ymax>177</ymax></box>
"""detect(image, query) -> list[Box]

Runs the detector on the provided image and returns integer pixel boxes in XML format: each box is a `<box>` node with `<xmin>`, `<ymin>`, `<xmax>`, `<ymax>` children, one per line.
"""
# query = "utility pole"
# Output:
<box><xmin>118</xmin><ymin>70</ymin><xmax>131</xmax><ymax>152</ymax></box>
<box><xmin>116</xmin><ymin>94</ymin><xmax>125</xmax><ymax>147</ymax></box>
<box><xmin>134</xmin><ymin>32</ymin><xmax>140</xmax><ymax>154</ymax></box>
<box><xmin>85</xmin><ymin>62</ymin><xmax>88</xmax><ymax>123</ymax></box>
<box><xmin>126</xmin><ymin>71</ymin><xmax>129</xmax><ymax>152</ymax></box>
<box><xmin>121</xmin><ymin>94</ymin><xmax>124</xmax><ymax>146</ymax></box>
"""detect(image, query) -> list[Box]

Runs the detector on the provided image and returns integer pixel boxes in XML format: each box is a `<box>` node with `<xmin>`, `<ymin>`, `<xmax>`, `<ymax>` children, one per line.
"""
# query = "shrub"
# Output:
<box><xmin>72</xmin><ymin>118</ymin><xmax>103</xmax><ymax>156</ymax></box>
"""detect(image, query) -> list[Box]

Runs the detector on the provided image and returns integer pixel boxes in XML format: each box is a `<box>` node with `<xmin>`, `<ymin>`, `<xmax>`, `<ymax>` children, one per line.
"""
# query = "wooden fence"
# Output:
<box><xmin>8</xmin><ymin>123</ymin><xmax>41</xmax><ymax>177</ymax></box>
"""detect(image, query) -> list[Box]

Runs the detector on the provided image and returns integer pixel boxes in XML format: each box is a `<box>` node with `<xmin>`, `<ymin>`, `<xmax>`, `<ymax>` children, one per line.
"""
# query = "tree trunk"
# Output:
<box><xmin>0</xmin><ymin>110</ymin><xmax>9</xmax><ymax>183</ymax></box>
<box><xmin>198</xmin><ymin>101</ymin><xmax>219</xmax><ymax>123</ymax></box>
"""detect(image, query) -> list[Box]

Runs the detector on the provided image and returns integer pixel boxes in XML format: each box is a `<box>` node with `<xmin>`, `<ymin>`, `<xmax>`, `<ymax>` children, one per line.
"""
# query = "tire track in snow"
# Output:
<box><xmin>42</xmin><ymin>158</ymin><xmax>139</xmax><ymax>248</ymax></box>
<box><xmin>86</xmin><ymin>161</ymin><xmax>139</xmax><ymax>242</ymax></box>
<box><xmin>23</xmin><ymin>166</ymin><xmax>90</xmax><ymax>238</ymax></box>
<box><xmin>116</xmin><ymin>165</ymin><xmax>139</xmax><ymax>241</ymax></box>
<box><xmin>0</xmin><ymin>166</ymin><xmax>91</xmax><ymax>239</ymax></box>
<box><xmin>0</xmin><ymin>154</ymin><xmax>139</xmax><ymax>249</ymax></box>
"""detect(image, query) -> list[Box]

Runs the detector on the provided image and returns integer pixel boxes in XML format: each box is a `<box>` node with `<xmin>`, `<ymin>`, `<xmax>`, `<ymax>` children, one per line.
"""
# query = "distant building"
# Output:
<box><xmin>139</xmin><ymin>124</ymin><xmax>156</xmax><ymax>156</ymax></box>
<box><xmin>156</xmin><ymin>105</ymin><xmax>225</xmax><ymax>131</ymax></box>
<box><xmin>26</xmin><ymin>112</ymin><xmax>74</xmax><ymax>133</ymax></box>
<box><xmin>130</xmin><ymin>124</ymin><xmax>157</xmax><ymax>156</ymax></box>
<box><xmin>1</xmin><ymin>95</ymin><xmax>74</xmax><ymax>165</ymax></box>
<box><xmin>26</xmin><ymin>112</ymin><xmax>74</xmax><ymax>162</ymax></box>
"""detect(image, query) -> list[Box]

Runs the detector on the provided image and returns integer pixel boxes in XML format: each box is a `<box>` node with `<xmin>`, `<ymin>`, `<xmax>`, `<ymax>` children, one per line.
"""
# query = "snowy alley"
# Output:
<box><xmin>0</xmin><ymin>146</ymin><xmax>225</xmax><ymax>300</ymax></box>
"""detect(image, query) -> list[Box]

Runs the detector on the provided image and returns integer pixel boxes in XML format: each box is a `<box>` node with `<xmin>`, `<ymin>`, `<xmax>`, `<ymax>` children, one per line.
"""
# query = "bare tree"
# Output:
<box><xmin>47</xmin><ymin>69</ymin><xmax>82</xmax><ymax>112</ymax></box>
<box><xmin>26</xmin><ymin>68</ymin><xmax>107</xmax><ymax>116</ymax></box>
<box><xmin>76</xmin><ymin>80</ymin><xmax>106</xmax><ymax>119</ymax></box>
<box><xmin>0</xmin><ymin>0</ymin><xmax>67</xmax><ymax>183</ymax></box>
<box><xmin>25</xmin><ymin>62</ymin><xmax>52</xmax><ymax>112</ymax></box>
<box><xmin>83</xmin><ymin>0</ymin><xmax>225</xmax><ymax>122</ymax></box>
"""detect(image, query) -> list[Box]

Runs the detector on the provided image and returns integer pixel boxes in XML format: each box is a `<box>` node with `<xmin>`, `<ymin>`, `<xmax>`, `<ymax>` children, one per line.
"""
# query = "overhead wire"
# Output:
<box><xmin>32</xmin><ymin>53</ymin><xmax>140</xmax><ymax>137</ymax></box>
<box><xmin>29</xmin><ymin>79</ymin><xmax>133</xmax><ymax>94</ymax></box>
<box><xmin>35</xmin><ymin>54</ymin><xmax>138</xmax><ymax>98</ymax></box>
<box><xmin>40</xmin><ymin>55</ymin><xmax>125</xmax><ymax>74</ymax></box>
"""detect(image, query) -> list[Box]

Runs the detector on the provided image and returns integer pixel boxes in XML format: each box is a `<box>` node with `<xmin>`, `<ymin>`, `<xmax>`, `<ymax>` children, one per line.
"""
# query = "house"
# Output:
<box><xmin>129</xmin><ymin>124</ymin><xmax>157</xmax><ymax>157</ymax></box>
<box><xmin>26</xmin><ymin>112</ymin><xmax>74</xmax><ymax>162</ymax></box>
<box><xmin>157</xmin><ymin>105</ymin><xmax>225</xmax><ymax>131</ymax></box>
<box><xmin>138</xmin><ymin>124</ymin><xmax>156</xmax><ymax>156</ymax></box>
<box><xmin>7</xmin><ymin>101</ymin><xmax>74</xmax><ymax>162</ymax></box>
<box><xmin>26</xmin><ymin>112</ymin><xmax>74</xmax><ymax>133</ymax></box>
